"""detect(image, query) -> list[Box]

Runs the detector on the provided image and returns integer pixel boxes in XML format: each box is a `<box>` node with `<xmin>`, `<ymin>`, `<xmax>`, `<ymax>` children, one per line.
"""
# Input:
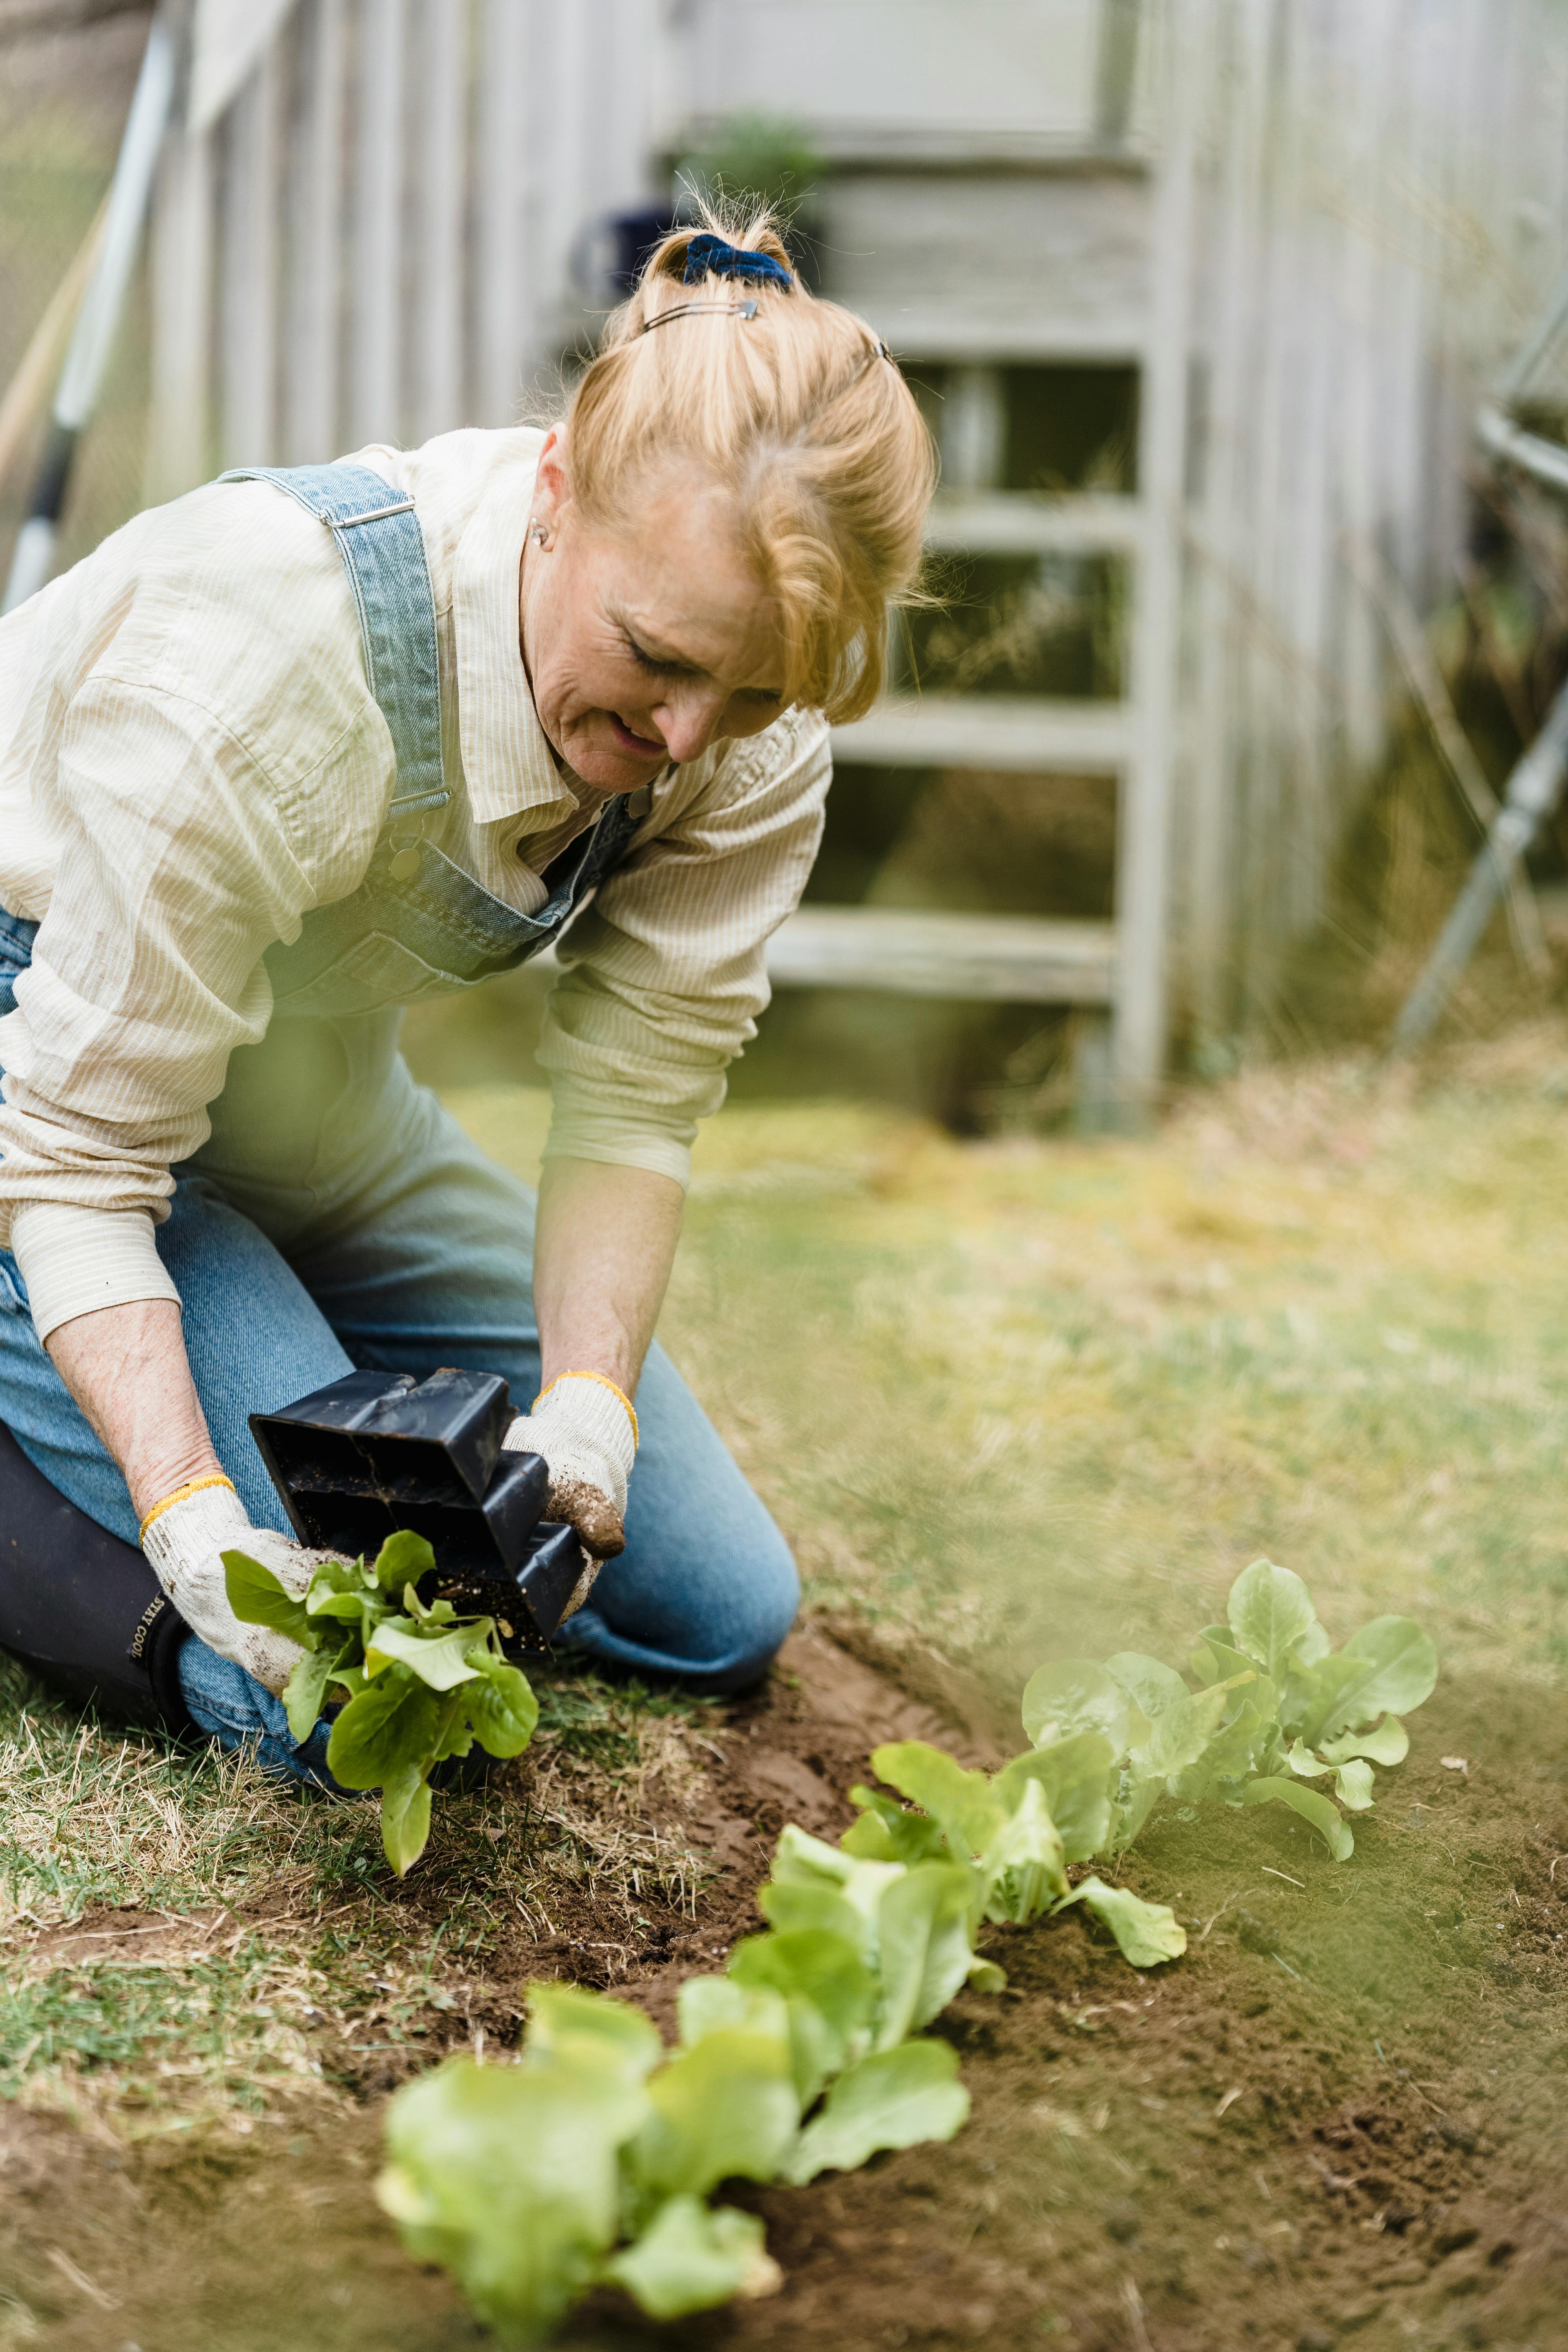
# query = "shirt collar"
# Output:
<box><xmin>449</xmin><ymin>441</ymin><xmax>577</xmax><ymax>828</ymax></box>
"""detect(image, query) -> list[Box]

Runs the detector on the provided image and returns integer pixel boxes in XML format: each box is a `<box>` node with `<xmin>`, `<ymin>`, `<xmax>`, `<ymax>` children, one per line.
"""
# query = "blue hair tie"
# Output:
<box><xmin>682</xmin><ymin>231</ymin><xmax>794</xmax><ymax>292</ymax></box>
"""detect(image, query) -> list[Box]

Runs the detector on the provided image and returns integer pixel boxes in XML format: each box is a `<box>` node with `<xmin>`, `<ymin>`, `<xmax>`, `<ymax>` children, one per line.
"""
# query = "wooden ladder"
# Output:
<box><xmin>760</xmin><ymin>103</ymin><xmax>1201</xmax><ymax>1127</ymax></box>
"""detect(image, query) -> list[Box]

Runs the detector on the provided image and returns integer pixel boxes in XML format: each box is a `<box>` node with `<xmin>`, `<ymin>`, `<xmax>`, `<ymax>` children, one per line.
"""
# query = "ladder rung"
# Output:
<box><xmin>765</xmin><ymin>907</ymin><xmax>1117</xmax><ymax>1004</ymax></box>
<box><xmin>831</xmin><ymin>698</ymin><xmax>1133</xmax><ymax>773</ymax></box>
<box><xmin>926</xmin><ymin>493</ymin><xmax>1143</xmax><ymax>555</ymax></box>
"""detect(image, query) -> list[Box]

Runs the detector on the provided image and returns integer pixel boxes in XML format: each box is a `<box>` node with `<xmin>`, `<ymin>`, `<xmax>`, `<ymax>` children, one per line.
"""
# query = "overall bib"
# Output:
<box><xmin>0</xmin><ymin>465</ymin><xmax>798</xmax><ymax>1755</ymax></box>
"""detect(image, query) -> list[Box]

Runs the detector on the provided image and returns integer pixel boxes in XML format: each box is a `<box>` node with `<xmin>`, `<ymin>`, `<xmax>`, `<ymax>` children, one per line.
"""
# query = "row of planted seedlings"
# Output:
<box><xmin>224</xmin><ymin>1545</ymin><xmax>1439</xmax><ymax>2342</ymax></box>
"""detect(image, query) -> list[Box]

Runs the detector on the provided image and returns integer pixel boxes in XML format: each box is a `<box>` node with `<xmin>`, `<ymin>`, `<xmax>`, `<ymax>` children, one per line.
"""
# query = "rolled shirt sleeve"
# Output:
<box><xmin>537</xmin><ymin>707</ymin><xmax>831</xmax><ymax>1187</ymax></box>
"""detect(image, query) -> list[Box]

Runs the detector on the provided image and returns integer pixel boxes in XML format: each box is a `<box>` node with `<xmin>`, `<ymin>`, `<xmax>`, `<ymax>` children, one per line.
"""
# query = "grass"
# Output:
<box><xmin>4</xmin><ymin>1018</ymin><xmax>1568</xmax><ymax>2152</ymax></box>
<box><xmin>0</xmin><ymin>1654</ymin><xmax>716</xmax><ymax>2135</ymax></box>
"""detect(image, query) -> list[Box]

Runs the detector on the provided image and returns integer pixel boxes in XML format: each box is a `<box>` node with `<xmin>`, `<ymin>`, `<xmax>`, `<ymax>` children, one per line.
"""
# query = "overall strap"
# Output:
<box><xmin>218</xmin><ymin>463</ymin><xmax>448</xmax><ymax>818</ymax></box>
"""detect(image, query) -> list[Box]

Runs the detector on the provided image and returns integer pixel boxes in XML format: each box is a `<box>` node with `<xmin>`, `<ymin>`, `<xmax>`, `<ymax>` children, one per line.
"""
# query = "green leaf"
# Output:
<box><xmin>769</xmin><ymin>1824</ymin><xmax>858</xmax><ymax>1886</ymax></box>
<box><xmin>1333</xmin><ymin>1759</ymin><xmax>1376</xmax><ymax>1811</ymax></box>
<box><xmin>1291</xmin><ymin>1621</ymin><xmax>1332</xmax><ymax>1667</ymax></box>
<box><xmin>978</xmin><ymin>1776</ymin><xmax>1067</xmax><ymax>1924</ymax></box>
<box><xmin>844</xmin><ymin>1786</ymin><xmax>949</xmax><ymax>1867</ymax></box>
<box><xmin>1317</xmin><ymin>1716</ymin><xmax>1408</xmax><ymax>1768</ymax></box>
<box><xmin>763</xmin><ymin>1830</ymin><xmax>903</xmax><ymax>1958</ymax></box>
<box><xmin>1241</xmin><ymin>1776</ymin><xmax>1354</xmax><ymax>1861</ymax></box>
<box><xmin>1316</xmin><ymin>1618</ymin><xmax>1438</xmax><ymax>1739</ymax></box>
<box><xmin>993</xmin><ymin>1731</ymin><xmax>1116</xmax><ymax>1863</ymax></box>
<box><xmin>869</xmin><ymin>1741</ymin><xmax>1005</xmax><ymax>1863</ymax></box>
<box><xmin>1105</xmin><ymin>1651</ymin><xmax>1190</xmax><ymax>1719</ymax></box>
<box><xmin>1020</xmin><ymin>1660</ymin><xmax>1132</xmax><ymax>1753</ymax></box>
<box><xmin>1056</xmin><ymin>1876</ymin><xmax>1187</xmax><ymax>1967</ymax></box>
<box><xmin>633</xmin><ymin>2029</ymin><xmax>799</xmax><ymax>2200</ymax></box>
<box><xmin>1105</xmin><ymin>1772</ymin><xmax>1163</xmax><ymax>1855</ymax></box>
<box><xmin>678</xmin><ymin>1976</ymin><xmax>791</xmax><ymax>2051</ymax></box>
<box><xmin>1285</xmin><ymin>1739</ymin><xmax>1332</xmax><ymax>1778</ymax></box>
<box><xmin>728</xmin><ymin>1929</ymin><xmax>876</xmax><ymax>2104</ymax></box>
<box><xmin>1176</xmin><ymin>1699</ymin><xmax>1276</xmax><ymax>1797</ymax></box>
<box><xmin>373</xmin><ymin>1528</ymin><xmax>437</xmax><ymax>1593</ymax></box>
<box><xmin>1228</xmin><ymin>1558</ymin><xmax>1317</xmax><ymax>1681</ymax></box>
<box><xmin>326</xmin><ymin>1664</ymin><xmax>442</xmax><ymax>1789</ymax></box>
<box><xmin>305</xmin><ymin>1585</ymin><xmax>378</xmax><ymax>1625</ymax></box>
<box><xmin>281</xmin><ymin>1635</ymin><xmax>347</xmax><ymax>1746</ymax></box>
<box><xmin>1131</xmin><ymin>1682</ymin><xmax>1235</xmax><ymax>1782</ymax></box>
<box><xmin>379</xmin><ymin>2053</ymin><xmax>646</xmax><ymax>2342</ymax></box>
<box><xmin>603</xmin><ymin>2195</ymin><xmax>779</xmax><ymax>2320</ymax></box>
<box><xmin>757</xmin><ymin>1878</ymin><xmax>868</xmax><ymax>1954</ymax></box>
<box><xmin>364</xmin><ymin>1616</ymin><xmax>484</xmax><ymax>1691</ymax></box>
<box><xmin>1282</xmin><ymin>1651</ymin><xmax>1359</xmax><ymax>1744</ymax></box>
<box><xmin>524</xmin><ymin>1983</ymin><xmax>663</xmax><ymax>2087</ymax></box>
<box><xmin>785</xmin><ymin>2040</ymin><xmax>970</xmax><ymax>2185</ymax></box>
<box><xmin>873</xmin><ymin>1863</ymin><xmax>976</xmax><ymax>2049</ymax></box>
<box><xmin>221</xmin><ymin>1550</ymin><xmax>312</xmax><ymax>1644</ymax></box>
<box><xmin>461</xmin><ymin>1653</ymin><xmax>539</xmax><ymax>1759</ymax></box>
<box><xmin>380</xmin><ymin>1761</ymin><xmax>434</xmax><ymax>1876</ymax></box>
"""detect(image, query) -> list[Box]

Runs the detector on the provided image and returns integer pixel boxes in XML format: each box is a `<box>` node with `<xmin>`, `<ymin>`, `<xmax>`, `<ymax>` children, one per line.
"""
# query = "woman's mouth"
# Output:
<box><xmin>609</xmin><ymin>715</ymin><xmax>666</xmax><ymax>758</ymax></box>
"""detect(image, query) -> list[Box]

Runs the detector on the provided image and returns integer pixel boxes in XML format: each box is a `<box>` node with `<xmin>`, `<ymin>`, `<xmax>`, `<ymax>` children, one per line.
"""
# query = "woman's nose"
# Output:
<box><xmin>652</xmin><ymin>688</ymin><xmax>726</xmax><ymax>765</ymax></box>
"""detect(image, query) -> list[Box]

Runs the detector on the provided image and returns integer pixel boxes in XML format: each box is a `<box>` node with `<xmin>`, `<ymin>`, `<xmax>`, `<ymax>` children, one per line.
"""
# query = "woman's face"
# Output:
<box><xmin>519</xmin><ymin>430</ymin><xmax>789</xmax><ymax>792</ymax></box>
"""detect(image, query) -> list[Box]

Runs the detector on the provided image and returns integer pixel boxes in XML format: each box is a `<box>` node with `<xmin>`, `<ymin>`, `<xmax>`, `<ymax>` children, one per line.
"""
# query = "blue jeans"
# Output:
<box><xmin>0</xmin><ymin>999</ymin><xmax>799</xmax><ymax>1780</ymax></box>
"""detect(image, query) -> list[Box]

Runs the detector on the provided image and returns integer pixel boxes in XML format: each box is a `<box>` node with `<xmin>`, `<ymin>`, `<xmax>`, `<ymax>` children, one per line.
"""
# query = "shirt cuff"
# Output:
<box><xmin>9</xmin><ymin>1201</ymin><xmax>182</xmax><ymax>1346</ymax></box>
<box><xmin>541</xmin><ymin>1093</ymin><xmax>695</xmax><ymax>1190</ymax></box>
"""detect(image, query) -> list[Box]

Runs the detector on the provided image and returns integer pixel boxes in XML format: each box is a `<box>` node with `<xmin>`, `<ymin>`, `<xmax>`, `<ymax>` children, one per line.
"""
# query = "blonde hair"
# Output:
<box><xmin>563</xmin><ymin>206</ymin><xmax>936</xmax><ymax>724</ymax></box>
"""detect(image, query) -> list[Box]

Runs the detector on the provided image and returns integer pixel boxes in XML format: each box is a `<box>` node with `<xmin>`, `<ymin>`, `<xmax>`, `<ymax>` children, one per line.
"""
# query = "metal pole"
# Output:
<box><xmin>1389</xmin><ymin>672</ymin><xmax>1568</xmax><ymax>1053</ymax></box>
<box><xmin>2</xmin><ymin>6</ymin><xmax>180</xmax><ymax>614</ymax></box>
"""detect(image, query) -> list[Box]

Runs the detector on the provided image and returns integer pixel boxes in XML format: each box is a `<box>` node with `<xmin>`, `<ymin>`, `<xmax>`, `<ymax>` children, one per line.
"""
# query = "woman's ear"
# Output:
<box><xmin>534</xmin><ymin>426</ymin><xmax>572</xmax><ymax>530</ymax></box>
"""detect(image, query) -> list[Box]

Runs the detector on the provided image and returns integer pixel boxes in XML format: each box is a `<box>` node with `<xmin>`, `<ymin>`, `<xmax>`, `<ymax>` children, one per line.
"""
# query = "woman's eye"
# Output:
<box><xmin>625</xmin><ymin>635</ymin><xmax>684</xmax><ymax>677</ymax></box>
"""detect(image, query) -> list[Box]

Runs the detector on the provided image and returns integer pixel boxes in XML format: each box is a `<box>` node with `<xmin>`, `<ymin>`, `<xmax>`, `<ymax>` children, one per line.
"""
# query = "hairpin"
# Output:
<box><xmin>640</xmin><ymin>299</ymin><xmax>759</xmax><ymax>334</ymax></box>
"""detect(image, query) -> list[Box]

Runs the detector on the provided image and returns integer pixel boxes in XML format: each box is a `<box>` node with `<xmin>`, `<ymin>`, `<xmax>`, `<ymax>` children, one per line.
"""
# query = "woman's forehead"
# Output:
<box><xmin>598</xmin><ymin>485</ymin><xmax>783</xmax><ymax>680</ymax></box>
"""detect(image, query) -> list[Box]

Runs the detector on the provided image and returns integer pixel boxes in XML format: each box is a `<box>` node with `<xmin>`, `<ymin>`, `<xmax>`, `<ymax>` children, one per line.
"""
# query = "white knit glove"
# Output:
<box><xmin>501</xmin><ymin>1372</ymin><xmax>637</xmax><ymax>1563</ymax></box>
<box><xmin>140</xmin><ymin>1476</ymin><xmax>345</xmax><ymax>1698</ymax></box>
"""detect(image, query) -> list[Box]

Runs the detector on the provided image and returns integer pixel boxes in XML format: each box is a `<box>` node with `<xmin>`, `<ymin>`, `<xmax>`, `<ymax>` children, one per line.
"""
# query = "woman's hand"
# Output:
<box><xmin>501</xmin><ymin>1372</ymin><xmax>637</xmax><ymax>1558</ymax></box>
<box><xmin>44</xmin><ymin>1296</ymin><xmax>341</xmax><ymax>1696</ymax></box>
<box><xmin>138</xmin><ymin>1480</ymin><xmax>342</xmax><ymax>1695</ymax></box>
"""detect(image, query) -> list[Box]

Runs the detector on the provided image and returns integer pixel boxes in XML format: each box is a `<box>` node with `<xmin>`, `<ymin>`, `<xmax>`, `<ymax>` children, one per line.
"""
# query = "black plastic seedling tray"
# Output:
<box><xmin>249</xmin><ymin>1367</ymin><xmax>586</xmax><ymax>1649</ymax></box>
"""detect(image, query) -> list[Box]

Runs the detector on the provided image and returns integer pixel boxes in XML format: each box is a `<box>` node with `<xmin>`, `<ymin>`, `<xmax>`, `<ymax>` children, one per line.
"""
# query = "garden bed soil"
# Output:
<box><xmin>1</xmin><ymin>1626</ymin><xmax>1564</xmax><ymax>2352</ymax></box>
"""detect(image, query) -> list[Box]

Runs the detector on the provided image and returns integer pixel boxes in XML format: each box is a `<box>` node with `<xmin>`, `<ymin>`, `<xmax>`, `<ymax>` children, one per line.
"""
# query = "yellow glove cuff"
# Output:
<box><xmin>532</xmin><ymin>1370</ymin><xmax>639</xmax><ymax>1449</ymax></box>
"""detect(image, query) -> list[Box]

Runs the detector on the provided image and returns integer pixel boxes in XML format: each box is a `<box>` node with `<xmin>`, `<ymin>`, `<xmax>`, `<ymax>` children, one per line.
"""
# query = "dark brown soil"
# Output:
<box><xmin>2</xmin><ymin>1632</ymin><xmax>1564</xmax><ymax>2352</ymax></box>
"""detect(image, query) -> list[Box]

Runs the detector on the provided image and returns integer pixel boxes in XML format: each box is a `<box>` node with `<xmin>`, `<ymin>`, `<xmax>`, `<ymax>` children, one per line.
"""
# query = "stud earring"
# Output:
<box><xmin>528</xmin><ymin>517</ymin><xmax>552</xmax><ymax>549</ymax></box>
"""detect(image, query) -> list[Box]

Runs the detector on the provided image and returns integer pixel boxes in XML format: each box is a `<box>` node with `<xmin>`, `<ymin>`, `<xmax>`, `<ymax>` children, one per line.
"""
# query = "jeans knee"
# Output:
<box><xmin>177</xmin><ymin>1636</ymin><xmax>337</xmax><ymax>1786</ymax></box>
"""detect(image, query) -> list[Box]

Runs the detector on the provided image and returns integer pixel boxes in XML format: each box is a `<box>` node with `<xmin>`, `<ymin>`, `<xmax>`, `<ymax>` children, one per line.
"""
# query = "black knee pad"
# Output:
<box><xmin>0</xmin><ymin>1421</ymin><xmax>193</xmax><ymax>1735</ymax></box>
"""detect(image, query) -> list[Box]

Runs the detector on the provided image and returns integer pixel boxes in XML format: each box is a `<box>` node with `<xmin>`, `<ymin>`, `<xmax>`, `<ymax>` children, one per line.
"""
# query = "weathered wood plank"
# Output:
<box><xmin>350</xmin><ymin>0</ymin><xmax>408</xmax><ymax>445</ymax></box>
<box><xmin>831</xmin><ymin>698</ymin><xmax>1133</xmax><ymax>774</ymax></box>
<box><xmin>220</xmin><ymin>41</ymin><xmax>280</xmax><ymax>467</ymax></box>
<box><xmin>764</xmin><ymin>908</ymin><xmax>1118</xmax><ymax>1004</ymax></box>
<box><xmin>285</xmin><ymin>0</ymin><xmax>346</xmax><ymax>464</ymax></box>
<box><xmin>146</xmin><ymin>124</ymin><xmax>215</xmax><ymax>504</ymax></box>
<box><xmin>1112</xmin><ymin>0</ymin><xmax>1206</xmax><ymax>1113</ymax></box>
<box><xmin>925</xmin><ymin>493</ymin><xmax>1144</xmax><ymax>556</ymax></box>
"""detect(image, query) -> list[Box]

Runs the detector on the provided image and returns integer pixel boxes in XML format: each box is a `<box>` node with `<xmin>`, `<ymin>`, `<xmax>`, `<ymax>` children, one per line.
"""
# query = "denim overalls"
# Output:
<box><xmin>186</xmin><ymin>464</ymin><xmax>641</xmax><ymax>1235</ymax></box>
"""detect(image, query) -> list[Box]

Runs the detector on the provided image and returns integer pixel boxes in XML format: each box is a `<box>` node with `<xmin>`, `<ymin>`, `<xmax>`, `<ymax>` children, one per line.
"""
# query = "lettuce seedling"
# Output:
<box><xmin>1018</xmin><ymin>1558</ymin><xmax>1437</xmax><ymax>1863</ymax></box>
<box><xmin>842</xmin><ymin>1738</ymin><xmax>1185</xmax><ymax>1969</ymax></box>
<box><xmin>223</xmin><ymin>1529</ymin><xmax>537</xmax><ymax>1874</ymax></box>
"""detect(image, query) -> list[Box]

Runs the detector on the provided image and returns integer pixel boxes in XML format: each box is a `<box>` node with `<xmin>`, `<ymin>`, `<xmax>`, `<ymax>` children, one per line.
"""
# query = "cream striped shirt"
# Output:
<box><xmin>0</xmin><ymin>427</ymin><xmax>830</xmax><ymax>1340</ymax></box>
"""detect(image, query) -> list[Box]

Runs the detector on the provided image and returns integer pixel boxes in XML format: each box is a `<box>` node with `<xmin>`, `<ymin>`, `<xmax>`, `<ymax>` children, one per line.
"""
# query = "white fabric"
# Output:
<box><xmin>0</xmin><ymin>427</ymin><xmax>832</xmax><ymax>1323</ymax></box>
<box><xmin>9</xmin><ymin>1200</ymin><xmax>179</xmax><ymax>1345</ymax></box>
<box><xmin>139</xmin><ymin>1482</ymin><xmax>323</xmax><ymax>1695</ymax></box>
<box><xmin>502</xmin><ymin>1375</ymin><xmax>638</xmax><ymax>1559</ymax></box>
